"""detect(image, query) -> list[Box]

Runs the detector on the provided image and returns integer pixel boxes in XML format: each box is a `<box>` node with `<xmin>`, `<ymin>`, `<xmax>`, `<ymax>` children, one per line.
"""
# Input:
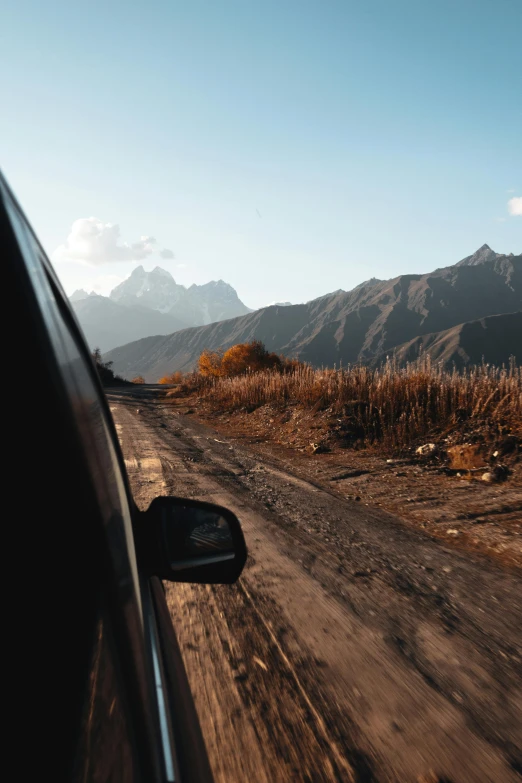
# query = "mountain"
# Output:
<box><xmin>70</xmin><ymin>266</ymin><xmax>252</xmax><ymax>351</ymax></box>
<box><xmin>185</xmin><ymin>279</ymin><xmax>253</xmax><ymax>325</ymax></box>
<box><xmin>373</xmin><ymin>311</ymin><xmax>522</xmax><ymax>370</ymax></box>
<box><xmin>70</xmin><ymin>288</ymin><xmax>95</xmax><ymax>302</ymax></box>
<box><xmin>110</xmin><ymin>266</ymin><xmax>182</xmax><ymax>312</ymax></box>
<box><xmin>109</xmin><ymin>266</ymin><xmax>252</xmax><ymax>324</ymax></box>
<box><xmin>105</xmin><ymin>248</ymin><xmax>521</xmax><ymax>381</ymax></box>
<box><xmin>455</xmin><ymin>243</ymin><xmax>515</xmax><ymax>267</ymax></box>
<box><xmin>72</xmin><ymin>295</ymin><xmax>187</xmax><ymax>353</ymax></box>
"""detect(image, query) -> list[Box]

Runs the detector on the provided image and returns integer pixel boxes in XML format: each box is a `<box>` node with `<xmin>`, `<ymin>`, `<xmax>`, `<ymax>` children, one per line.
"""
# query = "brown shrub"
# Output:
<box><xmin>159</xmin><ymin>371</ymin><xmax>183</xmax><ymax>384</ymax></box>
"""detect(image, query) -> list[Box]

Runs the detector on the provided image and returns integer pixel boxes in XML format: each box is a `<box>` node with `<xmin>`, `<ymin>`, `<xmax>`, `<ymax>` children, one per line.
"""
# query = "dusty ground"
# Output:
<box><xmin>110</xmin><ymin>386</ymin><xmax>522</xmax><ymax>783</ymax></box>
<box><xmin>170</xmin><ymin>392</ymin><xmax>522</xmax><ymax>569</ymax></box>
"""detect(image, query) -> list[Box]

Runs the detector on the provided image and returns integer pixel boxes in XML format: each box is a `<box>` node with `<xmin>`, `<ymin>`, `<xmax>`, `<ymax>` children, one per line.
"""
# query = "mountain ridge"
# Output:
<box><xmin>455</xmin><ymin>243</ymin><xmax>516</xmax><ymax>267</ymax></box>
<box><xmin>104</xmin><ymin>247</ymin><xmax>521</xmax><ymax>381</ymax></box>
<box><xmin>109</xmin><ymin>265</ymin><xmax>252</xmax><ymax>324</ymax></box>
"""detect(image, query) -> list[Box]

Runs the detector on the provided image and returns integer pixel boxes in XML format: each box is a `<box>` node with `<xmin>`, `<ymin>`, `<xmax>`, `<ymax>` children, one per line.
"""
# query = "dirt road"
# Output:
<box><xmin>109</xmin><ymin>387</ymin><xmax>522</xmax><ymax>783</ymax></box>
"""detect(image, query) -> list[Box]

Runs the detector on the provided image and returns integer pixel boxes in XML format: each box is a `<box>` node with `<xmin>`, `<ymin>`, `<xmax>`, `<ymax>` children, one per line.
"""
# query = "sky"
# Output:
<box><xmin>1</xmin><ymin>0</ymin><xmax>521</xmax><ymax>309</ymax></box>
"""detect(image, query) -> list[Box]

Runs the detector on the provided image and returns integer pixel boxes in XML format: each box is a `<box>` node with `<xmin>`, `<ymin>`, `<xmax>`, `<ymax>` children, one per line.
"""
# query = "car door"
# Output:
<box><xmin>1</xmin><ymin>171</ymin><xmax>213</xmax><ymax>782</ymax></box>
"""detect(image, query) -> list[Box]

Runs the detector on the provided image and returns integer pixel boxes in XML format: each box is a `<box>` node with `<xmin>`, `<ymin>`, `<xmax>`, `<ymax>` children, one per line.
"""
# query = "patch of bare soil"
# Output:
<box><xmin>168</xmin><ymin>392</ymin><xmax>522</xmax><ymax>568</ymax></box>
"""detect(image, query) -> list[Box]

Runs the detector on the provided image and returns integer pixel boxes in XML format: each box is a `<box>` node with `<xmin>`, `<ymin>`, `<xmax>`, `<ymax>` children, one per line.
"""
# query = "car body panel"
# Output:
<box><xmin>1</xmin><ymin>171</ymin><xmax>213</xmax><ymax>782</ymax></box>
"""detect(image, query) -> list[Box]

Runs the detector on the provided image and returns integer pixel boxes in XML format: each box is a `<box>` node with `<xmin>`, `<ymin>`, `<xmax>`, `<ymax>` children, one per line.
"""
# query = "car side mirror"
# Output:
<box><xmin>136</xmin><ymin>496</ymin><xmax>247</xmax><ymax>584</ymax></box>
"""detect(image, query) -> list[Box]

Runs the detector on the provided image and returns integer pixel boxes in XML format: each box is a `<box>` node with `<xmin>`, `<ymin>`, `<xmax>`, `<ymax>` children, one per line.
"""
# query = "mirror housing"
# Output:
<box><xmin>136</xmin><ymin>496</ymin><xmax>247</xmax><ymax>584</ymax></box>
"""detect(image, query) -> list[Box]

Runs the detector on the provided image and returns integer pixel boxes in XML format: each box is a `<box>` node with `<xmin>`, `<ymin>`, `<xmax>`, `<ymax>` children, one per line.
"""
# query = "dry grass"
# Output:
<box><xmin>176</xmin><ymin>356</ymin><xmax>522</xmax><ymax>453</ymax></box>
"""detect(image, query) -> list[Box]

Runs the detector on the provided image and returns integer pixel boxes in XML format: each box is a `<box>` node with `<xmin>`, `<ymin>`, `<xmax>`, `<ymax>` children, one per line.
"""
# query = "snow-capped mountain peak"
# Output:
<box><xmin>109</xmin><ymin>266</ymin><xmax>252</xmax><ymax>325</ymax></box>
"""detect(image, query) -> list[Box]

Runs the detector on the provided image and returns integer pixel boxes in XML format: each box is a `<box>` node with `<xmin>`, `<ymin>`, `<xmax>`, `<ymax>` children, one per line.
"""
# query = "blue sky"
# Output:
<box><xmin>1</xmin><ymin>0</ymin><xmax>520</xmax><ymax>309</ymax></box>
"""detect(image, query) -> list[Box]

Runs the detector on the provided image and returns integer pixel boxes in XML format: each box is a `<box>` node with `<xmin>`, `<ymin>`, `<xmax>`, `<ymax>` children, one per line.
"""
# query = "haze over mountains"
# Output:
<box><xmin>102</xmin><ymin>245</ymin><xmax>521</xmax><ymax>381</ymax></box>
<box><xmin>70</xmin><ymin>265</ymin><xmax>252</xmax><ymax>351</ymax></box>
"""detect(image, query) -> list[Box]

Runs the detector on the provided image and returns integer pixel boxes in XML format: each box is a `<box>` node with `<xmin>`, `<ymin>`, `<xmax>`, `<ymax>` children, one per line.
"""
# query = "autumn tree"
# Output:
<box><xmin>131</xmin><ymin>375</ymin><xmax>145</xmax><ymax>384</ymax></box>
<box><xmin>222</xmin><ymin>341</ymin><xmax>275</xmax><ymax>376</ymax></box>
<box><xmin>196</xmin><ymin>340</ymin><xmax>281</xmax><ymax>378</ymax></box>
<box><xmin>198</xmin><ymin>348</ymin><xmax>224</xmax><ymax>377</ymax></box>
<box><xmin>159</xmin><ymin>371</ymin><xmax>183</xmax><ymax>384</ymax></box>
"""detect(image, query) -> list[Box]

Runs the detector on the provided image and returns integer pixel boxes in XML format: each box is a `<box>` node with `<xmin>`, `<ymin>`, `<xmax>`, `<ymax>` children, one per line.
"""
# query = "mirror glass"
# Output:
<box><xmin>163</xmin><ymin>504</ymin><xmax>235</xmax><ymax>571</ymax></box>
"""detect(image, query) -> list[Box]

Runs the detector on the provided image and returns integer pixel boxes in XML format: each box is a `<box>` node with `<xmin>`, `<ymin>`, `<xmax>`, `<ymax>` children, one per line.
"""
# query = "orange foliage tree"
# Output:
<box><xmin>198</xmin><ymin>341</ymin><xmax>282</xmax><ymax>378</ymax></box>
<box><xmin>131</xmin><ymin>375</ymin><xmax>145</xmax><ymax>384</ymax></box>
<box><xmin>221</xmin><ymin>340</ymin><xmax>281</xmax><ymax>376</ymax></box>
<box><xmin>159</xmin><ymin>371</ymin><xmax>183</xmax><ymax>384</ymax></box>
<box><xmin>198</xmin><ymin>348</ymin><xmax>224</xmax><ymax>377</ymax></box>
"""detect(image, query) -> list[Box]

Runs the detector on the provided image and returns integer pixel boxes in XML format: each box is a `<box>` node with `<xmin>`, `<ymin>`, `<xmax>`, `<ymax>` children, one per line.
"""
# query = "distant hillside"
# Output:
<box><xmin>373</xmin><ymin>311</ymin><xmax>522</xmax><ymax>370</ymax></box>
<box><xmin>72</xmin><ymin>295</ymin><xmax>186</xmax><ymax>353</ymax></box>
<box><xmin>105</xmin><ymin>248</ymin><xmax>521</xmax><ymax>381</ymax></box>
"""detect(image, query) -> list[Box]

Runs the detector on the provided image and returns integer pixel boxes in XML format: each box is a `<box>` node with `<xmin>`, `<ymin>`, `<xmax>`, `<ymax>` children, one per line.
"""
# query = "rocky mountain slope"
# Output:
<box><xmin>373</xmin><ymin>311</ymin><xmax>522</xmax><ymax>369</ymax></box>
<box><xmin>105</xmin><ymin>247</ymin><xmax>521</xmax><ymax>381</ymax></box>
<box><xmin>454</xmin><ymin>243</ymin><xmax>517</xmax><ymax>267</ymax></box>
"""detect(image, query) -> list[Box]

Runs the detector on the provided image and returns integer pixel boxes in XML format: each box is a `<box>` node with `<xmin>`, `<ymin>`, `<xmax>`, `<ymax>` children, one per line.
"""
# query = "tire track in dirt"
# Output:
<box><xmin>109</xmin><ymin>388</ymin><xmax>522</xmax><ymax>783</ymax></box>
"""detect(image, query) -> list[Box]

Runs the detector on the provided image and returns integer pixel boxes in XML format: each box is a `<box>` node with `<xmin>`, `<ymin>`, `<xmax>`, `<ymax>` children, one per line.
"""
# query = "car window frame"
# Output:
<box><xmin>1</xmin><ymin>174</ymin><xmax>176</xmax><ymax>782</ymax></box>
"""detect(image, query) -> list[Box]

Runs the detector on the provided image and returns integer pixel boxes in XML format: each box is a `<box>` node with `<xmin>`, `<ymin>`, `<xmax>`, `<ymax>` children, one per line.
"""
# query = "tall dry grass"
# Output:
<box><xmin>179</xmin><ymin>356</ymin><xmax>522</xmax><ymax>451</ymax></box>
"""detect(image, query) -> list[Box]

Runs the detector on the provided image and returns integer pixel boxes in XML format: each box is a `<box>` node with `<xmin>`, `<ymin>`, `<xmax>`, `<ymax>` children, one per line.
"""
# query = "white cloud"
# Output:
<box><xmin>160</xmin><ymin>248</ymin><xmax>175</xmax><ymax>259</ymax></box>
<box><xmin>177</xmin><ymin>263</ymin><xmax>187</xmax><ymax>269</ymax></box>
<box><xmin>54</xmin><ymin>217</ymin><xmax>173</xmax><ymax>265</ymax></box>
<box><xmin>508</xmin><ymin>197</ymin><xmax>522</xmax><ymax>216</ymax></box>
